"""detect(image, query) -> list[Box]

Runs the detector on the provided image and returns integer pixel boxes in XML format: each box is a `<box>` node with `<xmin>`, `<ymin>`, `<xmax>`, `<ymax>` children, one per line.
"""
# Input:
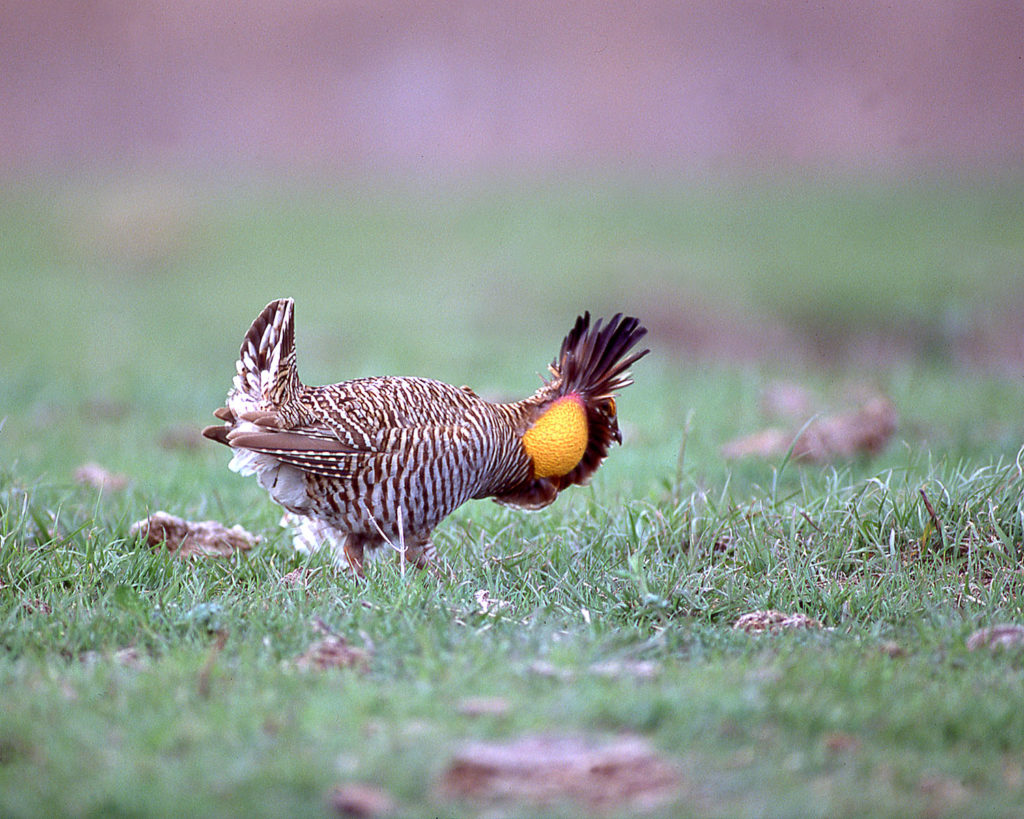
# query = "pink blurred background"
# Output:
<box><xmin>2</xmin><ymin>1</ymin><xmax>1022</xmax><ymax>175</ymax></box>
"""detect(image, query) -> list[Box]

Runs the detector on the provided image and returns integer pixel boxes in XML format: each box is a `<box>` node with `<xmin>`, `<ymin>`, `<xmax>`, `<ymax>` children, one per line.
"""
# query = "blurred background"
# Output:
<box><xmin>2</xmin><ymin>1</ymin><xmax>1023</xmax><ymax>485</ymax></box>
<box><xmin>3</xmin><ymin>2</ymin><xmax>1023</xmax><ymax>173</ymax></box>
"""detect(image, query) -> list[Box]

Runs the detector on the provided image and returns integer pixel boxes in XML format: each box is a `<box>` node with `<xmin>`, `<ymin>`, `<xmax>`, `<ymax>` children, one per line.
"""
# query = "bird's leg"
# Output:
<box><xmin>401</xmin><ymin>536</ymin><xmax>437</xmax><ymax>571</ymax></box>
<box><xmin>342</xmin><ymin>534</ymin><xmax>366</xmax><ymax>578</ymax></box>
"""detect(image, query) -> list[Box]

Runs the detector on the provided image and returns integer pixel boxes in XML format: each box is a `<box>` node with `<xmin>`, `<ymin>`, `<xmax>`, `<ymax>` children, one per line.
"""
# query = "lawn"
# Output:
<box><xmin>2</xmin><ymin>170</ymin><xmax>1024</xmax><ymax>817</ymax></box>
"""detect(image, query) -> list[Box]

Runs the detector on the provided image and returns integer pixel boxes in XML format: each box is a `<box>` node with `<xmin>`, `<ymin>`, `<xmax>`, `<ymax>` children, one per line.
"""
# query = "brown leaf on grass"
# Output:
<box><xmin>130</xmin><ymin>512</ymin><xmax>258</xmax><ymax>558</ymax></box>
<box><xmin>438</xmin><ymin>734</ymin><xmax>680</xmax><ymax>812</ymax></box>
<box><xmin>456</xmin><ymin>696</ymin><xmax>511</xmax><ymax>718</ymax></box>
<box><xmin>295</xmin><ymin>620</ymin><xmax>371</xmax><ymax>672</ymax></box>
<box><xmin>74</xmin><ymin>462</ymin><xmax>129</xmax><ymax>492</ymax></box>
<box><xmin>474</xmin><ymin>589</ymin><xmax>511</xmax><ymax>615</ymax></box>
<box><xmin>722</xmin><ymin>396</ymin><xmax>897</xmax><ymax>463</ymax></box>
<box><xmin>879</xmin><ymin>640</ymin><xmax>907</xmax><ymax>658</ymax></box>
<box><xmin>589</xmin><ymin>660</ymin><xmax>661</xmax><ymax>680</ymax></box>
<box><xmin>920</xmin><ymin>774</ymin><xmax>970</xmax><ymax>818</ymax></box>
<box><xmin>281</xmin><ymin>566</ymin><xmax>326</xmax><ymax>587</ymax></box>
<box><xmin>527</xmin><ymin>660</ymin><xmax>575</xmax><ymax>682</ymax></box>
<box><xmin>966</xmin><ymin>623</ymin><xmax>1024</xmax><ymax>651</ymax></box>
<box><xmin>281</xmin><ymin>567</ymin><xmax>307</xmax><ymax>586</ymax></box>
<box><xmin>295</xmin><ymin>637</ymin><xmax>370</xmax><ymax>672</ymax></box>
<box><xmin>328</xmin><ymin>784</ymin><xmax>395</xmax><ymax>818</ymax></box>
<box><xmin>23</xmin><ymin>599</ymin><xmax>52</xmax><ymax>615</ymax></box>
<box><xmin>79</xmin><ymin>647</ymin><xmax>147</xmax><ymax>669</ymax></box>
<box><xmin>824</xmin><ymin>732</ymin><xmax>861</xmax><ymax>754</ymax></box>
<box><xmin>733</xmin><ymin>610</ymin><xmax>825</xmax><ymax>633</ymax></box>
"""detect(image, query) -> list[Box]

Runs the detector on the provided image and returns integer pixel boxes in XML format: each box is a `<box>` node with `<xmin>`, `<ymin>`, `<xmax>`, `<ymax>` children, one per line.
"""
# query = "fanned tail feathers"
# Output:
<box><xmin>202</xmin><ymin>298</ymin><xmax>302</xmax><ymax>440</ymax></box>
<box><xmin>202</xmin><ymin>298</ymin><xmax>306</xmax><ymax>501</ymax></box>
<box><xmin>233</xmin><ymin>297</ymin><xmax>301</xmax><ymax>410</ymax></box>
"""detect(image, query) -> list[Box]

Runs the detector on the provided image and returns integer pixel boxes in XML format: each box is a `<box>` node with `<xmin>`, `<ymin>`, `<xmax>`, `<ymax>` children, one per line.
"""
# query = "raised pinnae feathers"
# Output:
<box><xmin>551</xmin><ymin>311</ymin><xmax>649</xmax><ymax>399</ymax></box>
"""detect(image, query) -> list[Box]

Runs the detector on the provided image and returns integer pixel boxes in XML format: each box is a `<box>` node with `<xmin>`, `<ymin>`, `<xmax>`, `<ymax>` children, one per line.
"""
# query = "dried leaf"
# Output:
<box><xmin>79</xmin><ymin>647</ymin><xmax>147</xmax><ymax>669</ymax></box>
<box><xmin>114</xmin><ymin>648</ymin><xmax>146</xmax><ymax>668</ymax></box>
<box><xmin>456</xmin><ymin>697</ymin><xmax>511</xmax><ymax>718</ymax></box>
<box><xmin>733</xmin><ymin>610</ymin><xmax>825</xmax><ymax>633</ymax></box>
<box><xmin>295</xmin><ymin>637</ymin><xmax>370</xmax><ymax>672</ymax></box>
<box><xmin>527</xmin><ymin>660</ymin><xmax>575</xmax><ymax>682</ymax></box>
<box><xmin>438</xmin><ymin>734</ymin><xmax>680</xmax><ymax>811</ymax></box>
<box><xmin>722</xmin><ymin>396</ymin><xmax>897</xmax><ymax>462</ymax></box>
<box><xmin>966</xmin><ymin>623</ymin><xmax>1024</xmax><ymax>651</ymax></box>
<box><xmin>588</xmin><ymin>660</ymin><xmax>661</xmax><ymax>680</ymax></box>
<box><xmin>329</xmin><ymin>784</ymin><xmax>395</xmax><ymax>817</ymax></box>
<box><xmin>919</xmin><ymin>774</ymin><xmax>971</xmax><ymax>815</ymax></box>
<box><xmin>295</xmin><ymin>621</ymin><xmax>371</xmax><ymax>672</ymax></box>
<box><xmin>74</xmin><ymin>462</ymin><xmax>129</xmax><ymax>492</ymax></box>
<box><xmin>281</xmin><ymin>567</ymin><xmax>324</xmax><ymax>587</ymax></box>
<box><xmin>879</xmin><ymin>641</ymin><xmax>907</xmax><ymax>658</ymax></box>
<box><xmin>474</xmin><ymin>589</ymin><xmax>511</xmax><ymax>615</ymax></box>
<box><xmin>824</xmin><ymin>732</ymin><xmax>861</xmax><ymax>754</ymax></box>
<box><xmin>130</xmin><ymin>512</ymin><xmax>258</xmax><ymax>558</ymax></box>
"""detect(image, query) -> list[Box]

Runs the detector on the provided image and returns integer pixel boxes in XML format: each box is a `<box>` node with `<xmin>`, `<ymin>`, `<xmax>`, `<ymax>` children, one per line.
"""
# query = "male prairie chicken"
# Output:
<box><xmin>203</xmin><ymin>299</ymin><xmax>648</xmax><ymax>575</ymax></box>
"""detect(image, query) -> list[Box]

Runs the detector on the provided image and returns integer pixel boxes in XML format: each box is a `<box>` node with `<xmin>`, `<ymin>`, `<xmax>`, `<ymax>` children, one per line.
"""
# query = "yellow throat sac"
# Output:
<box><xmin>522</xmin><ymin>395</ymin><xmax>588</xmax><ymax>478</ymax></box>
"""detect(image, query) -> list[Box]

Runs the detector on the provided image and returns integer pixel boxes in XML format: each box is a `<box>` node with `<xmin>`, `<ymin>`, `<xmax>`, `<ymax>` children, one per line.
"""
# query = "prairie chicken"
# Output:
<box><xmin>203</xmin><ymin>299</ymin><xmax>648</xmax><ymax>575</ymax></box>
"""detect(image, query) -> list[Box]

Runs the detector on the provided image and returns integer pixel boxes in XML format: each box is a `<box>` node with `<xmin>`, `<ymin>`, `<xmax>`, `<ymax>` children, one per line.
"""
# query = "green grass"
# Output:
<box><xmin>2</xmin><ymin>171</ymin><xmax>1024</xmax><ymax>817</ymax></box>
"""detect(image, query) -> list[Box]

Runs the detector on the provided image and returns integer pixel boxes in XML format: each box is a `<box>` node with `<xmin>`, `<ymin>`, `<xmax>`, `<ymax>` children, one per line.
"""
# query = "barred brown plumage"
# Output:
<box><xmin>203</xmin><ymin>298</ymin><xmax>648</xmax><ymax>575</ymax></box>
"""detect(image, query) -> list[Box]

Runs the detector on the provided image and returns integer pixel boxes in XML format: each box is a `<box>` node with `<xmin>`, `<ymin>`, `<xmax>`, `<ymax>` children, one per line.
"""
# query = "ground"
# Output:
<box><xmin>1</xmin><ymin>172</ymin><xmax>1024</xmax><ymax>817</ymax></box>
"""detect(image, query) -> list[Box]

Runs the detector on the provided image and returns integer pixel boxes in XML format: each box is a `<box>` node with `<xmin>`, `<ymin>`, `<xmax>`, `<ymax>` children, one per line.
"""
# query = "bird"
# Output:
<box><xmin>202</xmin><ymin>298</ymin><xmax>648</xmax><ymax>575</ymax></box>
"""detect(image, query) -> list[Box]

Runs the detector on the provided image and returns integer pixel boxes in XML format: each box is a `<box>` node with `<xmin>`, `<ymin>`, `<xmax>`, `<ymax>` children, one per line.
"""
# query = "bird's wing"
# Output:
<box><xmin>224</xmin><ymin>426</ymin><xmax>367</xmax><ymax>480</ymax></box>
<box><xmin>226</xmin><ymin>422</ymin><xmax>478</xmax><ymax>482</ymax></box>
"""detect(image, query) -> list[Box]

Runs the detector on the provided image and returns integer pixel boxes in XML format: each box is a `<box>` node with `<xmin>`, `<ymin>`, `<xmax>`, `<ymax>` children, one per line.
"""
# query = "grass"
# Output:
<box><xmin>2</xmin><ymin>170</ymin><xmax>1024</xmax><ymax>816</ymax></box>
